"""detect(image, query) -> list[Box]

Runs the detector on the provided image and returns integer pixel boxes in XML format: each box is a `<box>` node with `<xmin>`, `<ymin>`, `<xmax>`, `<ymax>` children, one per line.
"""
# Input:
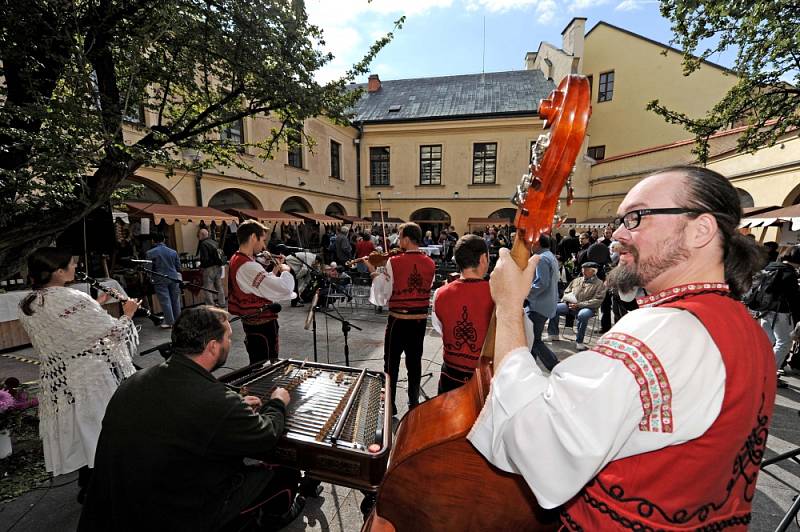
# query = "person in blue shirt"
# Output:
<box><xmin>145</xmin><ymin>232</ymin><xmax>182</xmax><ymax>327</ymax></box>
<box><xmin>525</xmin><ymin>234</ymin><xmax>560</xmax><ymax>370</ymax></box>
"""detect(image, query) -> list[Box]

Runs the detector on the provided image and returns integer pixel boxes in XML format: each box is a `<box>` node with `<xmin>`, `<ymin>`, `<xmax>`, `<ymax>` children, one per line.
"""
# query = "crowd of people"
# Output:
<box><xmin>12</xmin><ymin>164</ymin><xmax>800</xmax><ymax>530</ymax></box>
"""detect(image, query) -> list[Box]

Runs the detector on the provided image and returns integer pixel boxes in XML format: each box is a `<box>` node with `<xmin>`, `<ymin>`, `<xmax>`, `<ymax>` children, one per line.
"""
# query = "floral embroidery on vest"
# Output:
<box><xmin>595</xmin><ymin>332</ymin><xmax>673</xmax><ymax>433</ymax></box>
<box><xmin>446</xmin><ymin>306</ymin><xmax>479</xmax><ymax>353</ymax></box>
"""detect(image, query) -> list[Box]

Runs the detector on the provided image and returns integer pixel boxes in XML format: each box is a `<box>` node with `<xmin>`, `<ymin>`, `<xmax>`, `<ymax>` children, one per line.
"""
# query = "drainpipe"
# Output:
<box><xmin>355</xmin><ymin>123</ymin><xmax>363</xmax><ymax>217</ymax></box>
<box><xmin>194</xmin><ymin>168</ymin><xmax>203</xmax><ymax>206</ymax></box>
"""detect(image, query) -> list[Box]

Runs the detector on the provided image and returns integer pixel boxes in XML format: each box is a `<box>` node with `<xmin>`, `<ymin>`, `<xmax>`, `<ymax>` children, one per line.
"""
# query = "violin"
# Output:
<box><xmin>345</xmin><ymin>248</ymin><xmax>403</xmax><ymax>268</ymax></box>
<box><xmin>255</xmin><ymin>251</ymin><xmax>286</xmax><ymax>272</ymax></box>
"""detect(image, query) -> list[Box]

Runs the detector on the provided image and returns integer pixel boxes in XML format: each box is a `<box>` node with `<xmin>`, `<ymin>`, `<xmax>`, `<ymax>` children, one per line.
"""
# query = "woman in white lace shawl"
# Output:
<box><xmin>18</xmin><ymin>248</ymin><xmax>139</xmax><ymax>501</ymax></box>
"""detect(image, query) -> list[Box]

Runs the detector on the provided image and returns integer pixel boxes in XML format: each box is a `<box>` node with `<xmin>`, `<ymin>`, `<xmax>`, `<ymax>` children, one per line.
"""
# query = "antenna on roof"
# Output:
<box><xmin>482</xmin><ymin>16</ymin><xmax>486</xmax><ymax>75</ymax></box>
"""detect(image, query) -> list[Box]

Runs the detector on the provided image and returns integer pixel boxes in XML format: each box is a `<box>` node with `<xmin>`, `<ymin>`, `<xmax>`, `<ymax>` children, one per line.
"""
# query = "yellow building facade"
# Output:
<box><xmin>125</xmin><ymin>16</ymin><xmax>798</xmax><ymax>253</ymax></box>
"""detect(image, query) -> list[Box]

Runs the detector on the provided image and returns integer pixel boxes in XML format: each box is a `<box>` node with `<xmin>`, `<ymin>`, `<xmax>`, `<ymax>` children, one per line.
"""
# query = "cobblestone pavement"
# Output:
<box><xmin>1</xmin><ymin>301</ymin><xmax>798</xmax><ymax>531</ymax></box>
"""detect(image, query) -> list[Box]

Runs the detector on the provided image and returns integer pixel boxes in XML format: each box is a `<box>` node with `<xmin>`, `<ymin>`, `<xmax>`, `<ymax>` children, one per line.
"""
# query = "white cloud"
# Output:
<box><xmin>569</xmin><ymin>0</ymin><xmax>609</xmax><ymax>12</ymax></box>
<box><xmin>615</xmin><ymin>0</ymin><xmax>656</xmax><ymax>10</ymax></box>
<box><xmin>465</xmin><ymin>0</ymin><xmax>538</xmax><ymax>12</ymax></box>
<box><xmin>536</xmin><ymin>0</ymin><xmax>558</xmax><ymax>23</ymax></box>
<box><xmin>306</xmin><ymin>0</ymin><xmax>453</xmax><ymax>83</ymax></box>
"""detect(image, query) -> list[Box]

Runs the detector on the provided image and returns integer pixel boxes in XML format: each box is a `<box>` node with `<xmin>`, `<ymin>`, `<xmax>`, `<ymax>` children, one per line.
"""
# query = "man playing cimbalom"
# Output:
<box><xmin>547</xmin><ymin>262</ymin><xmax>606</xmax><ymax>350</ymax></box>
<box><xmin>228</xmin><ymin>220</ymin><xmax>295</xmax><ymax>365</ymax></box>
<box><xmin>197</xmin><ymin>228</ymin><xmax>226</xmax><ymax>308</ymax></box>
<box><xmin>431</xmin><ymin>235</ymin><xmax>492</xmax><ymax>394</ymax></box>
<box><xmin>78</xmin><ymin>307</ymin><xmax>303</xmax><ymax>531</ymax></box>
<box><xmin>469</xmin><ymin>166</ymin><xmax>775</xmax><ymax>531</ymax></box>
<box><xmin>368</xmin><ymin>222</ymin><xmax>436</xmax><ymax>415</ymax></box>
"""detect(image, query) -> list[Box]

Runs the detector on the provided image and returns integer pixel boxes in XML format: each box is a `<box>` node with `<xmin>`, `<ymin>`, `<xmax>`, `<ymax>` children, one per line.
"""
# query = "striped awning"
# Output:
<box><xmin>293</xmin><ymin>212</ymin><xmax>343</xmax><ymax>226</ymax></box>
<box><xmin>124</xmin><ymin>202</ymin><xmax>237</xmax><ymax>226</ymax></box>
<box><xmin>740</xmin><ymin>204</ymin><xmax>800</xmax><ymax>230</ymax></box>
<box><xmin>468</xmin><ymin>217</ymin><xmax>511</xmax><ymax>228</ymax></box>
<box><xmin>334</xmin><ymin>215</ymin><xmax>371</xmax><ymax>229</ymax></box>
<box><xmin>229</xmin><ymin>209</ymin><xmax>303</xmax><ymax>226</ymax></box>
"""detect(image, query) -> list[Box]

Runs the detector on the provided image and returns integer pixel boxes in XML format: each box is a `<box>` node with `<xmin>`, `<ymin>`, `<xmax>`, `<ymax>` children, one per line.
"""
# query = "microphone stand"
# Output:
<box><xmin>314</xmin><ymin>301</ymin><xmax>362</xmax><ymax>367</ymax></box>
<box><xmin>136</xmin><ymin>266</ymin><xmax>217</xmax><ymax>295</ymax></box>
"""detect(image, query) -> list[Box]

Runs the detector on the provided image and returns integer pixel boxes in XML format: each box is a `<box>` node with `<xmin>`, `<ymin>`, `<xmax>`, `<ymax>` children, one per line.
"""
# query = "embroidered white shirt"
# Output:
<box><xmin>468</xmin><ymin>306</ymin><xmax>725</xmax><ymax>509</ymax></box>
<box><xmin>235</xmin><ymin>260</ymin><xmax>296</xmax><ymax>302</ymax></box>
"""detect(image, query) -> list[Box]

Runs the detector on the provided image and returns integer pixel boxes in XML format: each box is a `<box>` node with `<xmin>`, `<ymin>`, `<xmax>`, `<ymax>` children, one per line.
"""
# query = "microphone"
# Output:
<box><xmin>129</xmin><ymin>259</ymin><xmax>153</xmax><ymax>264</ymax></box>
<box><xmin>274</xmin><ymin>244</ymin><xmax>305</xmax><ymax>255</ymax></box>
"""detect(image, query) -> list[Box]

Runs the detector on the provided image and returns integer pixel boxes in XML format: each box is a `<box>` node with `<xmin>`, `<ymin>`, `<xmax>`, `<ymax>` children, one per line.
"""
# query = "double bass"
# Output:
<box><xmin>363</xmin><ymin>75</ymin><xmax>591</xmax><ymax>531</ymax></box>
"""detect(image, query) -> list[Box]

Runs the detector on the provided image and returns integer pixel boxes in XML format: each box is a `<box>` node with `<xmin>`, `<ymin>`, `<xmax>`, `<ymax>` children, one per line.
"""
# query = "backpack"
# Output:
<box><xmin>742</xmin><ymin>268</ymin><xmax>783</xmax><ymax>312</ymax></box>
<box><xmin>215</xmin><ymin>246</ymin><xmax>228</xmax><ymax>266</ymax></box>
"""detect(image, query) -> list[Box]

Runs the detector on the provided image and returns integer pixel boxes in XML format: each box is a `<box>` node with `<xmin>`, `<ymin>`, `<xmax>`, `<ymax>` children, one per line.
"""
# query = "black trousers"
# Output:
<box><xmin>242</xmin><ymin>320</ymin><xmax>279</xmax><ymax>365</ymax></box>
<box><xmin>437</xmin><ymin>363</ymin><xmax>474</xmax><ymax>395</ymax></box>
<box><xmin>384</xmin><ymin>315</ymin><xmax>426</xmax><ymax>413</ymax></box>
<box><xmin>218</xmin><ymin>465</ymin><xmax>301</xmax><ymax>531</ymax></box>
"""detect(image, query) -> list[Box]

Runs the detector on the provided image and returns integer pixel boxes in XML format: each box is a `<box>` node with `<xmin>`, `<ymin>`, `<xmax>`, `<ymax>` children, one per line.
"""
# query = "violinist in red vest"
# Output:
<box><xmin>228</xmin><ymin>220</ymin><xmax>295</xmax><ymax>365</ymax></box>
<box><xmin>368</xmin><ymin>222</ymin><xmax>435</xmax><ymax>416</ymax></box>
<box><xmin>468</xmin><ymin>167</ymin><xmax>776</xmax><ymax>530</ymax></box>
<box><xmin>431</xmin><ymin>235</ymin><xmax>492</xmax><ymax>394</ymax></box>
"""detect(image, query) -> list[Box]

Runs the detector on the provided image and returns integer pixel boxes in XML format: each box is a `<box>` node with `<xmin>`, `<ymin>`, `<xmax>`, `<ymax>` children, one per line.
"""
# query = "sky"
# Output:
<box><xmin>304</xmin><ymin>0</ymin><xmax>729</xmax><ymax>84</ymax></box>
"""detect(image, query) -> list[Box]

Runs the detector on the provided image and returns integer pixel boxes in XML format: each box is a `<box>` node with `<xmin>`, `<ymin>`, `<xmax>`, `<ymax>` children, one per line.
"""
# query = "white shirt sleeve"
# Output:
<box><xmin>468</xmin><ymin>307</ymin><xmax>725</xmax><ymax>509</ymax></box>
<box><xmin>235</xmin><ymin>261</ymin><xmax>296</xmax><ymax>302</ymax></box>
<box><xmin>431</xmin><ymin>286</ymin><xmax>443</xmax><ymax>335</ymax></box>
<box><xmin>369</xmin><ymin>261</ymin><xmax>393</xmax><ymax>307</ymax></box>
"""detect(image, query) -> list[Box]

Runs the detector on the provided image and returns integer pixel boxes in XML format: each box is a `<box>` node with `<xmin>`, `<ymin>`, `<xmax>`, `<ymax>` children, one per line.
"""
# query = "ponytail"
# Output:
<box><xmin>722</xmin><ymin>232</ymin><xmax>767</xmax><ymax>299</ymax></box>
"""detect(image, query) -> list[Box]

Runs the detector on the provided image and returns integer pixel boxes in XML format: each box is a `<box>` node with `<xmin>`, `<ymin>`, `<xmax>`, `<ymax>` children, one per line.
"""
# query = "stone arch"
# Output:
<box><xmin>280</xmin><ymin>196</ymin><xmax>313</xmax><ymax>213</ymax></box>
<box><xmin>735</xmin><ymin>188</ymin><xmax>754</xmax><ymax>209</ymax></box>
<box><xmin>122</xmin><ymin>175</ymin><xmax>177</xmax><ymax>205</ymax></box>
<box><xmin>488</xmin><ymin>208</ymin><xmax>517</xmax><ymax>221</ymax></box>
<box><xmin>410</xmin><ymin>207</ymin><xmax>451</xmax><ymax>240</ymax></box>
<box><xmin>783</xmin><ymin>181</ymin><xmax>800</xmax><ymax>206</ymax></box>
<box><xmin>208</xmin><ymin>188</ymin><xmax>262</xmax><ymax>210</ymax></box>
<box><xmin>325</xmin><ymin>202</ymin><xmax>347</xmax><ymax>216</ymax></box>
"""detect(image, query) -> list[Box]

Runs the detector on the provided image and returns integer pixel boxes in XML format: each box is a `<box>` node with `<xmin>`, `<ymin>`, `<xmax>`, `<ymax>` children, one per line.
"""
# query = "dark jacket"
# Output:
<box><xmin>764</xmin><ymin>261</ymin><xmax>800</xmax><ymax>319</ymax></box>
<box><xmin>576</xmin><ymin>242</ymin><xmax>611</xmax><ymax>280</ymax></box>
<box><xmin>78</xmin><ymin>354</ymin><xmax>286</xmax><ymax>532</ymax></box>
<box><xmin>197</xmin><ymin>237</ymin><xmax>223</xmax><ymax>268</ymax></box>
<box><xmin>557</xmin><ymin>236</ymin><xmax>579</xmax><ymax>261</ymax></box>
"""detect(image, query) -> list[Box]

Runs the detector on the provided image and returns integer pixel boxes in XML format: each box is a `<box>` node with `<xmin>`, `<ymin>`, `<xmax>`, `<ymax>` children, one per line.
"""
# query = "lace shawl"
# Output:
<box><xmin>18</xmin><ymin>287</ymin><xmax>138</xmax><ymax>420</ymax></box>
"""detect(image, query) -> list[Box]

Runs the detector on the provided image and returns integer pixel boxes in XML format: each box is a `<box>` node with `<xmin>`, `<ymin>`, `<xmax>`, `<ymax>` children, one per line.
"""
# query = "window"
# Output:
<box><xmin>330</xmin><ymin>140</ymin><xmax>341</xmax><ymax>179</ymax></box>
<box><xmin>419</xmin><ymin>145</ymin><xmax>442</xmax><ymax>185</ymax></box>
<box><xmin>287</xmin><ymin>131</ymin><xmax>303</xmax><ymax>168</ymax></box>
<box><xmin>587</xmin><ymin>145</ymin><xmax>606</xmax><ymax>161</ymax></box>
<box><xmin>369</xmin><ymin>147</ymin><xmax>390</xmax><ymax>185</ymax></box>
<box><xmin>598</xmin><ymin>71</ymin><xmax>614</xmax><ymax>102</ymax></box>
<box><xmin>221</xmin><ymin>118</ymin><xmax>244</xmax><ymax>144</ymax></box>
<box><xmin>472</xmin><ymin>142</ymin><xmax>497</xmax><ymax>184</ymax></box>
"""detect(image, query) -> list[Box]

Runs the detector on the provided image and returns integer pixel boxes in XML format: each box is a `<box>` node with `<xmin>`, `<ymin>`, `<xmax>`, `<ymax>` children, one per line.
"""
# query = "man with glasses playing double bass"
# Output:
<box><xmin>469</xmin><ymin>166</ymin><xmax>776</xmax><ymax>530</ymax></box>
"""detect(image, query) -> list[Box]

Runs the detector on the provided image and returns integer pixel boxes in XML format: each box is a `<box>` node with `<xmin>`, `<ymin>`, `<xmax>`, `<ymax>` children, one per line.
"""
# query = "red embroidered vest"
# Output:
<box><xmin>435</xmin><ymin>278</ymin><xmax>493</xmax><ymax>373</ymax></box>
<box><xmin>388</xmin><ymin>251</ymin><xmax>435</xmax><ymax>313</ymax></box>
<box><xmin>227</xmin><ymin>252</ymin><xmax>277</xmax><ymax>323</ymax></box>
<box><xmin>563</xmin><ymin>292</ymin><xmax>776</xmax><ymax>531</ymax></box>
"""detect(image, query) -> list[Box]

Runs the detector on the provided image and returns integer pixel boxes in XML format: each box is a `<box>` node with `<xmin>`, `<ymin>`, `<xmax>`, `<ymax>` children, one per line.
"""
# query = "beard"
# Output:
<box><xmin>213</xmin><ymin>344</ymin><xmax>230</xmax><ymax>372</ymax></box>
<box><xmin>607</xmin><ymin>230</ymin><xmax>690</xmax><ymax>296</ymax></box>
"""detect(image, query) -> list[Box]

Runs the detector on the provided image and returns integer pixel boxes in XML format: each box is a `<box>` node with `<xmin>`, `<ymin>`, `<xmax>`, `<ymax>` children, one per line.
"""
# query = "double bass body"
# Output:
<box><xmin>367</xmin><ymin>359</ymin><xmax>559</xmax><ymax>531</ymax></box>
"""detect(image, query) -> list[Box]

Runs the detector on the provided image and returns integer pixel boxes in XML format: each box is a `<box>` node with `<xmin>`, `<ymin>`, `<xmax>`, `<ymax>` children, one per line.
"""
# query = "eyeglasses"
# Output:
<box><xmin>612</xmin><ymin>208</ymin><xmax>704</xmax><ymax>231</ymax></box>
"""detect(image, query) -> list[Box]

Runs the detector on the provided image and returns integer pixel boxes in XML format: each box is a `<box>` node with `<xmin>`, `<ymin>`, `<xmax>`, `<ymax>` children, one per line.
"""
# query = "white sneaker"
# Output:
<box><xmin>576</xmin><ymin>342</ymin><xmax>587</xmax><ymax>351</ymax></box>
<box><xmin>545</xmin><ymin>334</ymin><xmax>560</xmax><ymax>342</ymax></box>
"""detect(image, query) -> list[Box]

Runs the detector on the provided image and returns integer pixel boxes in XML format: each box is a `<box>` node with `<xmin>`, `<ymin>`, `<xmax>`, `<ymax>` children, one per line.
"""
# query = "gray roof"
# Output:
<box><xmin>351</xmin><ymin>70</ymin><xmax>555</xmax><ymax>123</ymax></box>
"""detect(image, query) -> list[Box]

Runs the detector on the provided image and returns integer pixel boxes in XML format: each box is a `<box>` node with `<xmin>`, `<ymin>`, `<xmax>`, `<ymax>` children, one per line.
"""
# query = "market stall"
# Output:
<box><xmin>467</xmin><ymin>217</ymin><xmax>512</xmax><ymax>232</ymax></box>
<box><xmin>116</xmin><ymin>202</ymin><xmax>238</xmax><ymax>309</ymax></box>
<box><xmin>740</xmin><ymin>204</ymin><xmax>800</xmax><ymax>246</ymax></box>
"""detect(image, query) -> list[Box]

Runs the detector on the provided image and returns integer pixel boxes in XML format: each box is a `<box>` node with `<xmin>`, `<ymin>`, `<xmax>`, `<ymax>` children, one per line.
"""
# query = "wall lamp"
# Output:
<box><xmin>453</xmin><ymin>191</ymin><xmax>460</xmax><ymax>200</ymax></box>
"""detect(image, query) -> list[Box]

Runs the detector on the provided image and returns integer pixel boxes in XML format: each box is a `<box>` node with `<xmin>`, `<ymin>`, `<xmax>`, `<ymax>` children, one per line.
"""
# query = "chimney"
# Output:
<box><xmin>367</xmin><ymin>74</ymin><xmax>381</xmax><ymax>93</ymax></box>
<box><xmin>561</xmin><ymin>17</ymin><xmax>586</xmax><ymax>64</ymax></box>
<box><xmin>524</xmin><ymin>52</ymin><xmax>537</xmax><ymax>70</ymax></box>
